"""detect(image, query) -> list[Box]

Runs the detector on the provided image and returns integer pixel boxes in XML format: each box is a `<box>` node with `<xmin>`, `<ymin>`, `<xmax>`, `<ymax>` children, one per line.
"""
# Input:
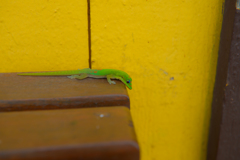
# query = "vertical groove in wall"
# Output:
<box><xmin>87</xmin><ymin>0</ymin><xmax>92</xmax><ymax>69</ymax></box>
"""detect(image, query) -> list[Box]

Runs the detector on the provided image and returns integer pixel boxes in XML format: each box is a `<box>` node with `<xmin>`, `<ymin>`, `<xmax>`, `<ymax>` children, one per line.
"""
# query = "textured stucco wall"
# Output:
<box><xmin>91</xmin><ymin>0</ymin><xmax>224</xmax><ymax>160</ymax></box>
<box><xmin>0</xmin><ymin>0</ymin><xmax>88</xmax><ymax>72</ymax></box>
<box><xmin>0</xmin><ymin>0</ymin><xmax>224</xmax><ymax>160</ymax></box>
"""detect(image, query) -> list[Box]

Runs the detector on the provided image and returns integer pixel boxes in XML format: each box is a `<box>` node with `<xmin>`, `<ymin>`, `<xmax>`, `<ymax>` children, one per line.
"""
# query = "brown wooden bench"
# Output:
<box><xmin>0</xmin><ymin>73</ymin><xmax>139</xmax><ymax>160</ymax></box>
<box><xmin>0</xmin><ymin>73</ymin><xmax>129</xmax><ymax>111</ymax></box>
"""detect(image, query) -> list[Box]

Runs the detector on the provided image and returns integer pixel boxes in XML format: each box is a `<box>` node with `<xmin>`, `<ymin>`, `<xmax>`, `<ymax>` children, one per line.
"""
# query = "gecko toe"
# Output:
<box><xmin>112</xmin><ymin>81</ymin><xmax>116</xmax><ymax>84</ymax></box>
<box><xmin>67</xmin><ymin>76</ymin><xmax>74</xmax><ymax>79</ymax></box>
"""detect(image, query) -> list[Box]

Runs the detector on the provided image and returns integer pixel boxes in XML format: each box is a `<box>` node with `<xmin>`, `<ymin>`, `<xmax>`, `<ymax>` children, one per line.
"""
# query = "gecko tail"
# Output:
<box><xmin>18</xmin><ymin>70</ymin><xmax>81</xmax><ymax>76</ymax></box>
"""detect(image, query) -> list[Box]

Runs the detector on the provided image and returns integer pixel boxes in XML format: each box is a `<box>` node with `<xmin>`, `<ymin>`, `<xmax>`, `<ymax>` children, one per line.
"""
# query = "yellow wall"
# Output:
<box><xmin>0</xmin><ymin>0</ymin><xmax>224</xmax><ymax>160</ymax></box>
<box><xmin>91</xmin><ymin>0</ymin><xmax>224</xmax><ymax>160</ymax></box>
<box><xmin>0</xmin><ymin>0</ymin><xmax>89</xmax><ymax>72</ymax></box>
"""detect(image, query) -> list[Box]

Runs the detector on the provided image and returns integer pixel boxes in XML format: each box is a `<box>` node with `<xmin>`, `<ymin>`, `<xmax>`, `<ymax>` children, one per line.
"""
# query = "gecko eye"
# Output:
<box><xmin>127</xmin><ymin>80</ymin><xmax>130</xmax><ymax>83</ymax></box>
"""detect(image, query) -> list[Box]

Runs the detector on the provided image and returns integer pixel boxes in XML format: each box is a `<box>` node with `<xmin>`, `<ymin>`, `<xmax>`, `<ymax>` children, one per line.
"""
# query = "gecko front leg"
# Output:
<box><xmin>106</xmin><ymin>75</ymin><xmax>116</xmax><ymax>84</ymax></box>
<box><xmin>107</xmin><ymin>75</ymin><xmax>132</xmax><ymax>90</ymax></box>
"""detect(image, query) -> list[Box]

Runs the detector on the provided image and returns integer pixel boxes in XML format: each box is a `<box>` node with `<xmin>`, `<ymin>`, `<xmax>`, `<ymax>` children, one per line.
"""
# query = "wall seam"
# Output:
<box><xmin>87</xmin><ymin>0</ymin><xmax>92</xmax><ymax>69</ymax></box>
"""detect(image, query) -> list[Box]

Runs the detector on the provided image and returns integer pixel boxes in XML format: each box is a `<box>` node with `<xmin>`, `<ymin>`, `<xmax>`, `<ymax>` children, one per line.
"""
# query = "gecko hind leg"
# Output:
<box><xmin>106</xmin><ymin>75</ymin><xmax>116</xmax><ymax>85</ymax></box>
<box><xmin>67</xmin><ymin>73</ymin><xmax>88</xmax><ymax>80</ymax></box>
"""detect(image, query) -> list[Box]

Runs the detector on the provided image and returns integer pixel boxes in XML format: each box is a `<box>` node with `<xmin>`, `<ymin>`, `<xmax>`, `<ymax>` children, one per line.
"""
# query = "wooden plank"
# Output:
<box><xmin>207</xmin><ymin>0</ymin><xmax>237</xmax><ymax>160</ymax></box>
<box><xmin>0</xmin><ymin>106</ymin><xmax>139</xmax><ymax>160</ymax></box>
<box><xmin>0</xmin><ymin>73</ymin><xmax>130</xmax><ymax>111</ymax></box>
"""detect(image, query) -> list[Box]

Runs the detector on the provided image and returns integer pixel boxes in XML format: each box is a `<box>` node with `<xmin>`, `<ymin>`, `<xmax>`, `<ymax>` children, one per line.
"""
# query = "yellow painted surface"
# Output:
<box><xmin>91</xmin><ymin>0</ymin><xmax>224</xmax><ymax>160</ymax></box>
<box><xmin>0</xmin><ymin>0</ymin><xmax>88</xmax><ymax>72</ymax></box>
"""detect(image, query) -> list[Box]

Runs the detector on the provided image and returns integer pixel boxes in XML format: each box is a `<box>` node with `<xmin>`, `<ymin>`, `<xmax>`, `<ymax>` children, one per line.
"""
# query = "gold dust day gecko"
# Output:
<box><xmin>18</xmin><ymin>68</ymin><xmax>132</xmax><ymax>90</ymax></box>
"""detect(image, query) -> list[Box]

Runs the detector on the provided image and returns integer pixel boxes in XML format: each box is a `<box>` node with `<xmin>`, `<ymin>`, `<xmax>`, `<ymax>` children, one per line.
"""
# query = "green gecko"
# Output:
<box><xmin>18</xmin><ymin>68</ymin><xmax>132</xmax><ymax>90</ymax></box>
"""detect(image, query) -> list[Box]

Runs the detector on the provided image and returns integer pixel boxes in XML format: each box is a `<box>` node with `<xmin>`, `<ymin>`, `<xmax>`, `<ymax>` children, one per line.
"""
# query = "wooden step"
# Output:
<box><xmin>0</xmin><ymin>106</ymin><xmax>139</xmax><ymax>160</ymax></box>
<box><xmin>0</xmin><ymin>73</ymin><xmax>130</xmax><ymax>111</ymax></box>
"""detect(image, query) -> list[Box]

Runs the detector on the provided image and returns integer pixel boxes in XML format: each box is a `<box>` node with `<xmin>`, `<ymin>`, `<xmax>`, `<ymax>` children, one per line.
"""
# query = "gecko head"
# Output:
<box><xmin>114</xmin><ymin>70</ymin><xmax>132</xmax><ymax>90</ymax></box>
<box><xmin>125</xmin><ymin>79</ymin><xmax>132</xmax><ymax>90</ymax></box>
<box><xmin>122</xmin><ymin>74</ymin><xmax>132</xmax><ymax>90</ymax></box>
